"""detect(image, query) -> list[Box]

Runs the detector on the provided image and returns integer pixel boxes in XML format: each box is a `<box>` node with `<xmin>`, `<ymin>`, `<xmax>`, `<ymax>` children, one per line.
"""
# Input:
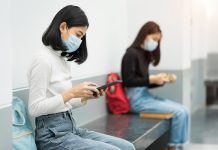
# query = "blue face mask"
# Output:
<box><xmin>144</xmin><ymin>40</ymin><xmax>158</xmax><ymax>52</ymax></box>
<box><xmin>63</xmin><ymin>35</ymin><xmax>82</xmax><ymax>53</ymax></box>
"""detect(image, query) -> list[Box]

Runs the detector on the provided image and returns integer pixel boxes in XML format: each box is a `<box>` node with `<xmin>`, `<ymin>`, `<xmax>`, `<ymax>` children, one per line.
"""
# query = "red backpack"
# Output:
<box><xmin>105</xmin><ymin>73</ymin><xmax>130</xmax><ymax>114</ymax></box>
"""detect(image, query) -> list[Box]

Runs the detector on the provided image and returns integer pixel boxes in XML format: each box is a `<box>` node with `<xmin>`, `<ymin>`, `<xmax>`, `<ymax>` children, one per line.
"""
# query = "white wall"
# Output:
<box><xmin>0</xmin><ymin>1</ymin><xmax>12</xmax><ymax>149</ymax></box>
<box><xmin>191</xmin><ymin>0</ymin><xmax>209</xmax><ymax>60</ymax></box>
<box><xmin>12</xmin><ymin>0</ymin><xmax>218</xmax><ymax>89</ymax></box>
<box><xmin>206</xmin><ymin>0</ymin><xmax>218</xmax><ymax>54</ymax></box>
<box><xmin>191</xmin><ymin>0</ymin><xmax>218</xmax><ymax>59</ymax></box>
<box><xmin>126</xmin><ymin>0</ymin><xmax>192</xmax><ymax>70</ymax></box>
<box><xmin>125</xmin><ymin>0</ymin><xmax>218</xmax><ymax>68</ymax></box>
<box><xmin>12</xmin><ymin>0</ymin><xmax>128</xmax><ymax>89</ymax></box>
<box><xmin>182</xmin><ymin>0</ymin><xmax>192</xmax><ymax>68</ymax></box>
<box><xmin>0</xmin><ymin>0</ymin><xmax>12</xmax><ymax>106</ymax></box>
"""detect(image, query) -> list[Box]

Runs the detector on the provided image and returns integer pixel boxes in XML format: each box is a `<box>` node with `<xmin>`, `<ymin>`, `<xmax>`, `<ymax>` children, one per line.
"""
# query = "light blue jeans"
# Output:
<box><xmin>126</xmin><ymin>87</ymin><xmax>189</xmax><ymax>146</ymax></box>
<box><xmin>35</xmin><ymin>110</ymin><xmax>135</xmax><ymax>150</ymax></box>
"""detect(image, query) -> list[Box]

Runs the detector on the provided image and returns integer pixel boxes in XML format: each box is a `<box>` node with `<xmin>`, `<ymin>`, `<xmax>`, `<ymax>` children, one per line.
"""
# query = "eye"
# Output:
<box><xmin>76</xmin><ymin>31</ymin><xmax>84</xmax><ymax>38</ymax></box>
<box><xmin>153</xmin><ymin>38</ymin><xmax>159</xmax><ymax>42</ymax></box>
<box><xmin>75</xmin><ymin>33</ymin><xmax>82</xmax><ymax>39</ymax></box>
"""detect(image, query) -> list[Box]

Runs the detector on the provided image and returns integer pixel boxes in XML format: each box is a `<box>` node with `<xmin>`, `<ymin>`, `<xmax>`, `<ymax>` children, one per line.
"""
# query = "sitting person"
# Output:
<box><xmin>28</xmin><ymin>5</ymin><xmax>135</xmax><ymax>150</ymax></box>
<box><xmin>121</xmin><ymin>21</ymin><xmax>189</xmax><ymax>150</ymax></box>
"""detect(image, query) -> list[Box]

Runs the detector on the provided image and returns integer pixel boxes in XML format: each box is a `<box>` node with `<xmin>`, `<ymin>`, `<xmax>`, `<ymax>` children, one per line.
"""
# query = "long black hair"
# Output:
<box><xmin>129</xmin><ymin>21</ymin><xmax>161</xmax><ymax>66</ymax></box>
<box><xmin>42</xmin><ymin>5</ymin><xmax>89</xmax><ymax>64</ymax></box>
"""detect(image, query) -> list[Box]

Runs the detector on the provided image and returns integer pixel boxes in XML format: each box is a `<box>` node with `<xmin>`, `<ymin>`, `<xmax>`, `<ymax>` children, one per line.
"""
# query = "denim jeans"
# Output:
<box><xmin>35</xmin><ymin>110</ymin><xmax>135</xmax><ymax>150</ymax></box>
<box><xmin>126</xmin><ymin>87</ymin><xmax>189</xmax><ymax>146</ymax></box>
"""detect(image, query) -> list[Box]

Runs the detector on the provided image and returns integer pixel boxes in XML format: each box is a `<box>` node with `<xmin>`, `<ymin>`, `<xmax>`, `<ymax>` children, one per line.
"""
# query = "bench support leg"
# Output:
<box><xmin>145</xmin><ymin>129</ymin><xmax>170</xmax><ymax>150</ymax></box>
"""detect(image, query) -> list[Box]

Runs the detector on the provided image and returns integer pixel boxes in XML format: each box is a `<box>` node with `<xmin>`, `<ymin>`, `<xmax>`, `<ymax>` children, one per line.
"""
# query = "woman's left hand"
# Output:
<box><xmin>99</xmin><ymin>89</ymin><xmax>105</xmax><ymax>96</ymax></box>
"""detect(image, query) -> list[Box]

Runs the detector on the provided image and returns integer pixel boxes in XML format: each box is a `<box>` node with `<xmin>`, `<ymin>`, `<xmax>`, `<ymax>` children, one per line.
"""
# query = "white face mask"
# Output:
<box><xmin>143</xmin><ymin>39</ymin><xmax>158</xmax><ymax>52</ymax></box>
<box><xmin>63</xmin><ymin>34</ymin><xmax>82</xmax><ymax>53</ymax></box>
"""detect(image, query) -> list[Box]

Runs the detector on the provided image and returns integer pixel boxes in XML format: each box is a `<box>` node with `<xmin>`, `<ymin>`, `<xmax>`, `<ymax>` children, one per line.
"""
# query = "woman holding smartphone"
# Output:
<box><xmin>28</xmin><ymin>5</ymin><xmax>135</xmax><ymax>150</ymax></box>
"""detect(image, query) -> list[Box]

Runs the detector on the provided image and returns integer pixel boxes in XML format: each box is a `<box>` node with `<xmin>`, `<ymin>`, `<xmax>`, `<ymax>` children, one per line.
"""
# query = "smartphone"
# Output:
<box><xmin>93</xmin><ymin>80</ymin><xmax>122</xmax><ymax>96</ymax></box>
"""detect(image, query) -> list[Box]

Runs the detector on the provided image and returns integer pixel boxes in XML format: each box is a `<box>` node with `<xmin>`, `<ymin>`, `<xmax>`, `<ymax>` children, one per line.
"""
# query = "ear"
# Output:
<box><xmin>59</xmin><ymin>22</ymin><xmax>67</xmax><ymax>34</ymax></box>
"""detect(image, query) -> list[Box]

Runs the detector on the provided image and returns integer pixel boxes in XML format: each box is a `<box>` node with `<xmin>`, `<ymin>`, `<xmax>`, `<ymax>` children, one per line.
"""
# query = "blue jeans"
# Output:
<box><xmin>126</xmin><ymin>87</ymin><xmax>189</xmax><ymax>146</ymax></box>
<box><xmin>35</xmin><ymin>110</ymin><xmax>135</xmax><ymax>150</ymax></box>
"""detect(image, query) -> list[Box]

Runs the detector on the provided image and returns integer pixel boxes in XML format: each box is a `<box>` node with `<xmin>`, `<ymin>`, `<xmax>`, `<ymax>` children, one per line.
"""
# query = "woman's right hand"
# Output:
<box><xmin>150</xmin><ymin>73</ymin><xmax>170</xmax><ymax>85</ymax></box>
<box><xmin>62</xmin><ymin>82</ymin><xmax>100</xmax><ymax>102</ymax></box>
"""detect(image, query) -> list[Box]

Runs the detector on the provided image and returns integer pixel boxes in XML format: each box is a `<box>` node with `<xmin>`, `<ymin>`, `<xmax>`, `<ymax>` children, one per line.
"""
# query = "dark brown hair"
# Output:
<box><xmin>129</xmin><ymin>21</ymin><xmax>162</xmax><ymax>66</ymax></box>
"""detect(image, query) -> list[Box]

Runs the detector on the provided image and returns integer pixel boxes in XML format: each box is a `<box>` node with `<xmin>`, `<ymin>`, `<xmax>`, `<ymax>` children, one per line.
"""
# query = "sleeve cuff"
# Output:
<box><xmin>56</xmin><ymin>94</ymin><xmax>66</xmax><ymax>108</ymax></box>
<box><xmin>67</xmin><ymin>98</ymin><xmax>87</xmax><ymax>109</ymax></box>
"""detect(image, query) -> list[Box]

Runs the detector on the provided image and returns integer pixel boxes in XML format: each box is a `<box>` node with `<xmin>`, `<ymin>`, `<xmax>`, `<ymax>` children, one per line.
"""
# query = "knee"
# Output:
<box><xmin>181</xmin><ymin>106</ymin><xmax>189</xmax><ymax>119</ymax></box>
<box><xmin>175</xmin><ymin>106</ymin><xmax>189</xmax><ymax>119</ymax></box>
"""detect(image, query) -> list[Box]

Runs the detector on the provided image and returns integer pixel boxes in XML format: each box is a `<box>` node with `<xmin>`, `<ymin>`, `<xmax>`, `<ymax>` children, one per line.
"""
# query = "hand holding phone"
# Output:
<box><xmin>93</xmin><ymin>80</ymin><xmax>122</xmax><ymax>97</ymax></box>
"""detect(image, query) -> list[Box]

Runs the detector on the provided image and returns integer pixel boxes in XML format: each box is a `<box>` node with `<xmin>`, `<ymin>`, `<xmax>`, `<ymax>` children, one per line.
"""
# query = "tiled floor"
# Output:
<box><xmin>184</xmin><ymin>105</ymin><xmax>218</xmax><ymax>150</ymax></box>
<box><xmin>190</xmin><ymin>105</ymin><xmax>218</xmax><ymax>144</ymax></box>
<box><xmin>184</xmin><ymin>144</ymin><xmax>218</xmax><ymax>150</ymax></box>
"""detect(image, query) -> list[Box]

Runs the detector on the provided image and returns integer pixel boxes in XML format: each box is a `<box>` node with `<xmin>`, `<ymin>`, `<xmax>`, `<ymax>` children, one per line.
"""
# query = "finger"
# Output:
<box><xmin>84</xmin><ymin>90</ymin><xmax>95</xmax><ymax>96</ymax></box>
<box><xmin>87</xmin><ymin>87</ymin><xmax>99</xmax><ymax>94</ymax></box>
<box><xmin>100</xmin><ymin>92</ymin><xmax>105</xmax><ymax>96</ymax></box>
<box><xmin>100</xmin><ymin>90</ymin><xmax>105</xmax><ymax>96</ymax></box>
<box><xmin>93</xmin><ymin>91</ymin><xmax>100</xmax><ymax>98</ymax></box>
<box><xmin>98</xmin><ymin>89</ymin><xmax>105</xmax><ymax>96</ymax></box>
<box><xmin>84</xmin><ymin>93</ymin><xmax>94</xmax><ymax>98</ymax></box>
<box><xmin>163</xmin><ymin>79</ymin><xmax>170</xmax><ymax>83</ymax></box>
<box><xmin>164</xmin><ymin>77</ymin><xmax>170</xmax><ymax>81</ymax></box>
<box><xmin>172</xmin><ymin>74</ymin><xmax>177</xmax><ymax>80</ymax></box>
<box><xmin>85</xmin><ymin>82</ymin><xmax>97</xmax><ymax>87</ymax></box>
<box><xmin>84</xmin><ymin>90</ymin><xmax>94</xmax><ymax>95</ymax></box>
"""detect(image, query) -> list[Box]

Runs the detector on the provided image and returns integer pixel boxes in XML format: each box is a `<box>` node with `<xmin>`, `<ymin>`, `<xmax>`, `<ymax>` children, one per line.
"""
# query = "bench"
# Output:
<box><xmin>82</xmin><ymin>114</ymin><xmax>171</xmax><ymax>150</ymax></box>
<box><xmin>13</xmin><ymin>75</ymin><xmax>172</xmax><ymax>150</ymax></box>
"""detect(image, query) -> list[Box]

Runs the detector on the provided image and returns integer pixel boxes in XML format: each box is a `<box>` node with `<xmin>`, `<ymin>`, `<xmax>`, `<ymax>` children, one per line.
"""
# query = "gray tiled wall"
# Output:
<box><xmin>206</xmin><ymin>53</ymin><xmax>218</xmax><ymax>80</ymax></box>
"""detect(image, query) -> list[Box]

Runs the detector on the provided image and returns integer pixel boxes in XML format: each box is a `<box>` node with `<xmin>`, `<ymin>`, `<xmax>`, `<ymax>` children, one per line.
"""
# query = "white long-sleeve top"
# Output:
<box><xmin>27</xmin><ymin>46</ymin><xmax>86</xmax><ymax>117</ymax></box>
